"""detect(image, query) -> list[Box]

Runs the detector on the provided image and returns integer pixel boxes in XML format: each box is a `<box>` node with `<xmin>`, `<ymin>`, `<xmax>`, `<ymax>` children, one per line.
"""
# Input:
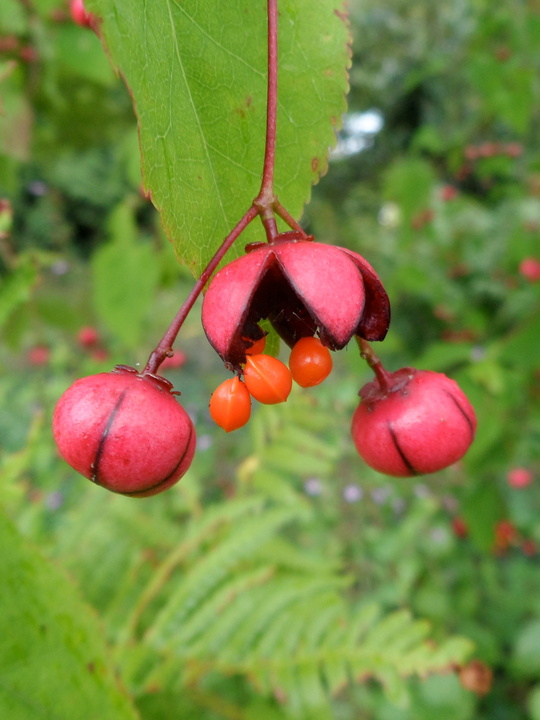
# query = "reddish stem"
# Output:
<box><xmin>143</xmin><ymin>206</ymin><xmax>258</xmax><ymax>374</ymax></box>
<box><xmin>273</xmin><ymin>199</ymin><xmax>309</xmax><ymax>236</ymax></box>
<box><xmin>356</xmin><ymin>337</ymin><xmax>393</xmax><ymax>394</ymax></box>
<box><xmin>143</xmin><ymin>0</ymin><xmax>298</xmax><ymax>374</ymax></box>
<box><xmin>263</xmin><ymin>0</ymin><xmax>277</xmax><ymax>195</ymax></box>
<box><xmin>253</xmin><ymin>0</ymin><xmax>279</xmax><ymax>242</ymax></box>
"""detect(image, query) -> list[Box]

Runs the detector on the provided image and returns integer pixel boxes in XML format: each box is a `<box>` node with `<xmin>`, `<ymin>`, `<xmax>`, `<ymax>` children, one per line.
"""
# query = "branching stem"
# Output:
<box><xmin>143</xmin><ymin>0</ymin><xmax>304</xmax><ymax>375</ymax></box>
<box><xmin>143</xmin><ymin>206</ymin><xmax>258</xmax><ymax>374</ymax></box>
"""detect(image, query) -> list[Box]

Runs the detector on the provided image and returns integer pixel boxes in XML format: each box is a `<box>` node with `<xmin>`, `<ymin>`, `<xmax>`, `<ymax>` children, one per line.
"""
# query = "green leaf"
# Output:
<box><xmin>87</xmin><ymin>0</ymin><xmax>351</xmax><ymax>274</ymax></box>
<box><xmin>0</xmin><ymin>512</ymin><xmax>139</xmax><ymax>720</ymax></box>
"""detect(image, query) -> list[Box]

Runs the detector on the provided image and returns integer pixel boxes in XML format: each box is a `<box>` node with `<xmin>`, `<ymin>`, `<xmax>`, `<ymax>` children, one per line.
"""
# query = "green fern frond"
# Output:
<box><xmin>256</xmin><ymin>537</ymin><xmax>341</xmax><ymax>574</ymax></box>
<box><xmin>217</xmin><ymin>581</ymin><xmax>348</xmax><ymax>665</ymax></box>
<box><xmin>260</xmin><ymin>441</ymin><xmax>336</xmax><ymax>477</ymax></box>
<box><xmin>256</xmin><ymin>414</ymin><xmax>340</xmax><ymax>478</ymax></box>
<box><xmin>49</xmin><ymin>358</ymin><xmax>475</xmax><ymax>718</ymax></box>
<box><xmin>170</xmin><ymin>565</ymin><xmax>275</xmax><ymax>647</ymax></box>
<box><xmin>149</xmin><ymin>505</ymin><xmax>307</xmax><ymax>643</ymax></box>
<box><xmin>175</xmin><ymin>495</ymin><xmax>268</xmax><ymax>556</ymax></box>
<box><xmin>149</xmin><ymin>534</ymin><xmax>473</xmax><ymax>713</ymax></box>
<box><xmin>243</xmin><ymin>467</ymin><xmax>308</xmax><ymax>505</ymax></box>
<box><xmin>150</xmin><ymin>586</ymin><xmax>472</xmax><ymax>716</ymax></box>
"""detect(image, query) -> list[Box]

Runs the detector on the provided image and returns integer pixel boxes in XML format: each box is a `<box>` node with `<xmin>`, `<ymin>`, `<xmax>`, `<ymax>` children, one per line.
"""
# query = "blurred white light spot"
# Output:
<box><xmin>332</xmin><ymin>110</ymin><xmax>384</xmax><ymax>159</ymax></box>
<box><xmin>378</xmin><ymin>202</ymin><xmax>401</xmax><ymax>228</ymax></box>
<box><xmin>344</xmin><ymin>111</ymin><xmax>383</xmax><ymax>135</ymax></box>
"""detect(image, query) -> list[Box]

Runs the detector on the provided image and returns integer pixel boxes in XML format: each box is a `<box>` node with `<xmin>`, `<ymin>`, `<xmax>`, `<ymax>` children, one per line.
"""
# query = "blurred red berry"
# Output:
<box><xmin>0</xmin><ymin>36</ymin><xmax>19</xmax><ymax>53</ymax></box>
<box><xmin>478</xmin><ymin>142</ymin><xmax>499</xmax><ymax>158</ymax></box>
<box><xmin>504</xmin><ymin>142</ymin><xmax>523</xmax><ymax>158</ymax></box>
<box><xmin>519</xmin><ymin>257</ymin><xmax>540</xmax><ymax>282</ymax></box>
<box><xmin>28</xmin><ymin>345</ymin><xmax>50</xmax><ymax>366</ymax></box>
<box><xmin>494</xmin><ymin>520</ymin><xmax>517</xmax><ymax>552</ymax></box>
<box><xmin>19</xmin><ymin>45</ymin><xmax>38</xmax><ymax>63</ymax></box>
<box><xmin>440</xmin><ymin>185</ymin><xmax>458</xmax><ymax>202</ymax></box>
<box><xmin>90</xmin><ymin>348</ymin><xmax>110</xmax><ymax>363</ymax></box>
<box><xmin>507</xmin><ymin>467</ymin><xmax>533</xmax><ymax>489</ymax></box>
<box><xmin>452</xmin><ymin>517</ymin><xmax>468</xmax><ymax>538</ymax></box>
<box><xmin>522</xmin><ymin>539</ymin><xmax>537</xmax><ymax>556</ymax></box>
<box><xmin>77</xmin><ymin>326</ymin><xmax>100</xmax><ymax>348</ymax></box>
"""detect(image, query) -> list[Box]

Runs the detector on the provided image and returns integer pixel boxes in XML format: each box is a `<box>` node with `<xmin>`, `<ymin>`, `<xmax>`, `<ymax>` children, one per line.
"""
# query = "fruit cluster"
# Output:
<box><xmin>53</xmin><ymin>231</ymin><xmax>477</xmax><ymax>497</ymax></box>
<box><xmin>202</xmin><ymin>230</ymin><xmax>389</xmax><ymax>431</ymax></box>
<box><xmin>209</xmin><ymin>335</ymin><xmax>333</xmax><ymax>433</ymax></box>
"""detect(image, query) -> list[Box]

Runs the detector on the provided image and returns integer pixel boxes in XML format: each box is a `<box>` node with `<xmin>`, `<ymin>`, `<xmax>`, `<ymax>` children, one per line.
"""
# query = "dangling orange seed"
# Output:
<box><xmin>209</xmin><ymin>376</ymin><xmax>251</xmax><ymax>432</ymax></box>
<box><xmin>243</xmin><ymin>354</ymin><xmax>292</xmax><ymax>404</ymax></box>
<box><xmin>289</xmin><ymin>336</ymin><xmax>333</xmax><ymax>387</ymax></box>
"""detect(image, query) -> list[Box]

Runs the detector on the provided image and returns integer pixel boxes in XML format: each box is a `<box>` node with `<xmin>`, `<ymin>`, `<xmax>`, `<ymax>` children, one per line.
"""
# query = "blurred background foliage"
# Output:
<box><xmin>1</xmin><ymin>0</ymin><xmax>540</xmax><ymax>718</ymax></box>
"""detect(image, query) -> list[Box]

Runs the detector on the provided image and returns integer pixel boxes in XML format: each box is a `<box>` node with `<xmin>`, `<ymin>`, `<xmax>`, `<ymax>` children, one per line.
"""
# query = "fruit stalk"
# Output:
<box><xmin>145</xmin><ymin>0</ymin><xmax>284</xmax><ymax>375</ymax></box>
<box><xmin>143</xmin><ymin>206</ymin><xmax>258</xmax><ymax>375</ymax></box>
<box><xmin>254</xmin><ymin>0</ymin><xmax>279</xmax><ymax>242</ymax></box>
<box><xmin>356</xmin><ymin>336</ymin><xmax>393</xmax><ymax>393</ymax></box>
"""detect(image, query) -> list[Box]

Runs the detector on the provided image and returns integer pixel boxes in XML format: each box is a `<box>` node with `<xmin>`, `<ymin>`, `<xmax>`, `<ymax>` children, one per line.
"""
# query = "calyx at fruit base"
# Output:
<box><xmin>201</xmin><ymin>231</ymin><xmax>391</xmax><ymax>370</ymax></box>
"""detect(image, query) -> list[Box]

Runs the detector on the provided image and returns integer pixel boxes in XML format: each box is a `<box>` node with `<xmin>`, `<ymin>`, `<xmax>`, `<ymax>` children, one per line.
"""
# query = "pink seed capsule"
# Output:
<box><xmin>351</xmin><ymin>368</ymin><xmax>477</xmax><ymax>477</ymax></box>
<box><xmin>53</xmin><ymin>365</ymin><xmax>196</xmax><ymax>497</ymax></box>
<box><xmin>201</xmin><ymin>232</ymin><xmax>390</xmax><ymax>371</ymax></box>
